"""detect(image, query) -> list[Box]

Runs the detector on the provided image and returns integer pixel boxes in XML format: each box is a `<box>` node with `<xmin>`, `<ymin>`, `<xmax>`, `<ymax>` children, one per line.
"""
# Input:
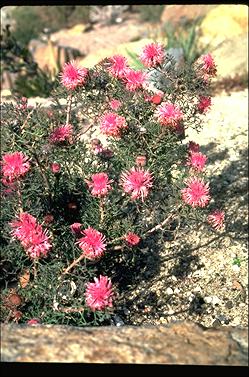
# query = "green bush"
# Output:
<box><xmin>1</xmin><ymin>42</ymin><xmax>221</xmax><ymax>326</ymax></box>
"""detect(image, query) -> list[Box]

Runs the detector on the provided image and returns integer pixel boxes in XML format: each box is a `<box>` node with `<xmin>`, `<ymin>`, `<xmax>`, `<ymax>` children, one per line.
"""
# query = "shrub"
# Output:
<box><xmin>0</xmin><ymin>42</ymin><xmax>224</xmax><ymax>326</ymax></box>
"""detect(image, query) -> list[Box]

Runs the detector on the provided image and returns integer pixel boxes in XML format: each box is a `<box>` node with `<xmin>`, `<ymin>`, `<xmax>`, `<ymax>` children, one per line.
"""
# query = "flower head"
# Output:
<box><xmin>155</xmin><ymin>102</ymin><xmax>183</xmax><ymax>127</ymax></box>
<box><xmin>1</xmin><ymin>152</ymin><xmax>30</xmax><ymax>183</ymax></box>
<box><xmin>188</xmin><ymin>141</ymin><xmax>200</xmax><ymax>153</ymax></box>
<box><xmin>51</xmin><ymin>162</ymin><xmax>61</xmax><ymax>173</ymax></box>
<box><xmin>124</xmin><ymin>232</ymin><xmax>141</xmax><ymax>246</ymax></box>
<box><xmin>100</xmin><ymin>112</ymin><xmax>127</xmax><ymax>138</ymax></box>
<box><xmin>86</xmin><ymin>172</ymin><xmax>112</xmax><ymax>198</ymax></box>
<box><xmin>140</xmin><ymin>42</ymin><xmax>165</xmax><ymax>68</ymax></box>
<box><xmin>120</xmin><ymin>167</ymin><xmax>153</xmax><ymax>202</ymax></box>
<box><xmin>181</xmin><ymin>177</ymin><xmax>210</xmax><ymax>208</ymax></box>
<box><xmin>77</xmin><ymin>227</ymin><xmax>106</xmax><ymax>260</ymax></box>
<box><xmin>50</xmin><ymin>124</ymin><xmax>73</xmax><ymax>144</ymax></box>
<box><xmin>60</xmin><ymin>60</ymin><xmax>88</xmax><ymax>90</ymax></box>
<box><xmin>197</xmin><ymin>96</ymin><xmax>212</xmax><ymax>113</ymax></box>
<box><xmin>27</xmin><ymin>318</ymin><xmax>40</xmax><ymax>325</ymax></box>
<box><xmin>70</xmin><ymin>222</ymin><xmax>82</xmax><ymax>235</ymax></box>
<box><xmin>207</xmin><ymin>210</ymin><xmax>225</xmax><ymax>230</ymax></box>
<box><xmin>10</xmin><ymin>212</ymin><xmax>52</xmax><ymax>259</ymax></box>
<box><xmin>123</xmin><ymin>68</ymin><xmax>146</xmax><ymax>91</ymax></box>
<box><xmin>109</xmin><ymin>99</ymin><xmax>122</xmax><ymax>111</ymax></box>
<box><xmin>85</xmin><ymin>275</ymin><xmax>114</xmax><ymax>311</ymax></box>
<box><xmin>108</xmin><ymin>55</ymin><xmax>129</xmax><ymax>78</ymax></box>
<box><xmin>186</xmin><ymin>152</ymin><xmax>208</xmax><ymax>172</ymax></box>
<box><xmin>196</xmin><ymin>53</ymin><xmax>217</xmax><ymax>80</ymax></box>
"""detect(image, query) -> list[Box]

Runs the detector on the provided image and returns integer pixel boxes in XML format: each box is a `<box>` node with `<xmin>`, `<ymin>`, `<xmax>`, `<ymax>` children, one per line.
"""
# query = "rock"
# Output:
<box><xmin>200</xmin><ymin>5</ymin><xmax>248</xmax><ymax>46</ymax></box>
<box><xmin>210</xmin><ymin>33</ymin><xmax>248</xmax><ymax>81</ymax></box>
<box><xmin>160</xmin><ymin>5</ymin><xmax>217</xmax><ymax>26</ymax></box>
<box><xmin>1</xmin><ymin>322</ymin><xmax>248</xmax><ymax>364</ymax></box>
<box><xmin>166</xmin><ymin>287</ymin><xmax>174</xmax><ymax>295</ymax></box>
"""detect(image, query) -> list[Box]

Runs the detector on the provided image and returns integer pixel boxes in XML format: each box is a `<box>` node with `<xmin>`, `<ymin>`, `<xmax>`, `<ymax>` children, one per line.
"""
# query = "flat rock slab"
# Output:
<box><xmin>1</xmin><ymin>322</ymin><xmax>248</xmax><ymax>365</ymax></box>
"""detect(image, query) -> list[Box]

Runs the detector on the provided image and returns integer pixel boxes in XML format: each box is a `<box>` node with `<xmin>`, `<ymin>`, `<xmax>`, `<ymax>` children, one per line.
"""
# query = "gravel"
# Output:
<box><xmin>117</xmin><ymin>89</ymin><xmax>248</xmax><ymax>328</ymax></box>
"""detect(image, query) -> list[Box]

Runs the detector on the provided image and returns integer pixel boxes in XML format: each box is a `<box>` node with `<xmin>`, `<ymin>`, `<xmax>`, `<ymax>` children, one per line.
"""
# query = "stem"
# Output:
<box><xmin>66</xmin><ymin>92</ymin><xmax>73</xmax><ymax>125</ymax></box>
<box><xmin>99</xmin><ymin>198</ymin><xmax>105</xmax><ymax>226</ymax></box>
<box><xmin>144</xmin><ymin>205</ymin><xmax>182</xmax><ymax>235</ymax></box>
<box><xmin>16</xmin><ymin>180</ymin><xmax>23</xmax><ymax>213</ymax></box>
<box><xmin>33</xmin><ymin>260</ymin><xmax>38</xmax><ymax>279</ymax></box>
<box><xmin>20</xmin><ymin>108</ymin><xmax>35</xmax><ymax>133</ymax></box>
<box><xmin>32</xmin><ymin>154</ymin><xmax>51</xmax><ymax>193</ymax></box>
<box><xmin>62</xmin><ymin>253</ymin><xmax>85</xmax><ymax>275</ymax></box>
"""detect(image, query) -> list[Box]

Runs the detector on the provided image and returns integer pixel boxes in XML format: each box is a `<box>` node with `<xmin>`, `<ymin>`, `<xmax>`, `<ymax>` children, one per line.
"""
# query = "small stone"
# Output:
<box><xmin>174</xmin><ymin>288</ymin><xmax>180</xmax><ymax>294</ymax></box>
<box><xmin>166</xmin><ymin>288</ymin><xmax>174</xmax><ymax>295</ymax></box>
<box><xmin>193</xmin><ymin>286</ymin><xmax>202</xmax><ymax>293</ymax></box>
<box><xmin>212</xmin><ymin>319</ymin><xmax>221</xmax><ymax>327</ymax></box>
<box><xmin>171</xmin><ymin>276</ymin><xmax>177</xmax><ymax>282</ymax></box>
<box><xmin>232</xmin><ymin>265</ymin><xmax>240</xmax><ymax>273</ymax></box>
<box><xmin>225</xmin><ymin>300</ymin><xmax>233</xmax><ymax>309</ymax></box>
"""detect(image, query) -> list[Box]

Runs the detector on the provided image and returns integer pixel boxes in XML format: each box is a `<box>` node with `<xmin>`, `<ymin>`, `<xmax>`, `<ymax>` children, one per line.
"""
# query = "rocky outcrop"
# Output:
<box><xmin>1</xmin><ymin>322</ymin><xmax>248</xmax><ymax>364</ymax></box>
<box><xmin>161</xmin><ymin>5</ymin><xmax>217</xmax><ymax>26</ymax></box>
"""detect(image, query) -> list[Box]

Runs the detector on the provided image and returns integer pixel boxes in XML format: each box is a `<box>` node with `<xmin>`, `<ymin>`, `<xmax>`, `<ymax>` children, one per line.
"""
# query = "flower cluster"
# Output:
<box><xmin>60</xmin><ymin>61</ymin><xmax>88</xmax><ymax>90</ymax></box>
<box><xmin>181</xmin><ymin>177</ymin><xmax>210</xmax><ymax>208</ymax></box>
<box><xmin>77</xmin><ymin>227</ymin><xmax>106</xmax><ymax>260</ymax></box>
<box><xmin>120</xmin><ymin>167</ymin><xmax>153</xmax><ymax>202</ymax></box>
<box><xmin>196</xmin><ymin>53</ymin><xmax>217</xmax><ymax>81</ymax></box>
<box><xmin>207</xmin><ymin>210</ymin><xmax>225</xmax><ymax>230</ymax></box>
<box><xmin>86</xmin><ymin>172</ymin><xmax>112</xmax><ymax>198</ymax></box>
<box><xmin>100</xmin><ymin>112</ymin><xmax>127</xmax><ymax>138</ymax></box>
<box><xmin>186</xmin><ymin>151</ymin><xmax>208</xmax><ymax>172</ymax></box>
<box><xmin>10</xmin><ymin>212</ymin><xmax>52</xmax><ymax>259</ymax></box>
<box><xmin>139</xmin><ymin>42</ymin><xmax>165</xmax><ymax>68</ymax></box>
<box><xmin>1</xmin><ymin>152</ymin><xmax>30</xmax><ymax>184</ymax></box>
<box><xmin>50</xmin><ymin>124</ymin><xmax>73</xmax><ymax>144</ymax></box>
<box><xmin>155</xmin><ymin>102</ymin><xmax>183</xmax><ymax>128</ymax></box>
<box><xmin>85</xmin><ymin>275</ymin><xmax>114</xmax><ymax>311</ymax></box>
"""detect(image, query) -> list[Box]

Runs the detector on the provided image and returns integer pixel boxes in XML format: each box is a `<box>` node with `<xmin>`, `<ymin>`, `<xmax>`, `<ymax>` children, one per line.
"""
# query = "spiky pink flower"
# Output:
<box><xmin>140</xmin><ymin>42</ymin><xmax>165</xmax><ymax>68</ymax></box>
<box><xmin>124</xmin><ymin>232</ymin><xmax>141</xmax><ymax>246</ymax></box>
<box><xmin>60</xmin><ymin>60</ymin><xmax>88</xmax><ymax>90</ymax></box>
<box><xmin>50</xmin><ymin>124</ymin><xmax>73</xmax><ymax>143</ymax></box>
<box><xmin>155</xmin><ymin>102</ymin><xmax>183</xmax><ymax>127</ymax></box>
<box><xmin>51</xmin><ymin>162</ymin><xmax>61</xmax><ymax>173</ymax></box>
<box><xmin>188</xmin><ymin>141</ymin><xmax>200</xmax><ymax>153</ymax></box>
<box><xmin>100</xmin><ymin>112</ymin><xmax>127</xmax><ymax>138</ymax></box>
<box><xmin>120</xmin><ymin>167</ymin><xmax>153</xmax><ymax>202</ymax></box>
<box><xmin>187</xmin><ymin>152</ymin><xmax>208</xmax><ymax>172</ymax></box>
<box><xmin>181</xmin><ymin>177</ymin><xmax>211</xmax><ymax>208</ymax></box>
<box><xmin>108</xmin><ymin>55</ymin><xmax>129</xmax><ymax>78</ymax></box>
<box><xmin>70</xmin><ymin>223</ymin><xmax>82</xmax><ymax>235</ymax></box>
<box><xmin>77</xmin><ymin>227</ymin><xmax>106</xmax><ymax>260</ymax></box>
<box><xmin>1</xmin><ymin>152</ymin><xmax>30</xmax><ymax>183</ymax></box>
<box><xmin>123</xmin><ymin>68</ymin><xmax>146</xmax><ymax>91</ymax></box>
<box><xmin>197</xmin><ymin>96</ymin><xmax>212</xmax><ymax>113</ymax></box>
<box><xmin>86</xmin><ymin>172</ymin><xmax>112</xmax><ymax>198</ymax></box>
<box><xmin>207</xmin><ymin>210</ymin><xmax>225</xmax><ymax>230</ymax></box>
<box><xmin>85</xmin><ymin>275</ymin><xmax>114</xmax><ymax>311</ymax></box>
<box><xmin>196</xmin><ymin>53</ymin><xmax>217</xmax><ymax>79</ymax></box>
<box><xmin>10</xmin><ymin>212</ymin><xmax>52</xmax><ymax>259</ymax></box>
<box><xmin>109</xmin><ymin>99</ymin><xmax>122</xmax><ymax>111</ymax></box>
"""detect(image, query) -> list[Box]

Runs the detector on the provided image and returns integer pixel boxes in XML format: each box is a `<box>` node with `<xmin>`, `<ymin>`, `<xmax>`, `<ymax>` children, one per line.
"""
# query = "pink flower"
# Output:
<box><xmin>27</xmin><ymin>318</ymin><xmax>40</xmax><ymax>325</ymax></box>
<box><xmin>10</xmin><ymin>212</ymin><xmax>52</xmax><ymax>259</ymax></box>
<box><xmin>70</xmin><ymin>222</ymin><xmax>82</xmax><ymax>235</ymax></box>
<box><xmin>1</xmin><ymin>152</ymin><xmax>30</xmax><ymax>183</ymax></box>
<box><xmin>207</xmin><ymin>210</ymin><xmax>225</xmax><ymax>230</ymax></box>
<box><xmin>77</xmin><ymin>227</ymin><xmax>106</xmax><ymax>260</ymax></box>
<box><xmin>60</xmin><ymin>60</ymin><xmax>88</xmax><ymax>90</ymax></box>
<box><xmin>100</xmin><ymin>112</ymin><xmax>127</xmax><ymax>138</ymax></box>
<box><xmin>197</xmin><ymin>96</ymin><xmax>212</xmax><ymax>113</ymax></box>
<box><xmin>86</xmin><ymin>172</ymin><xmax>112</xmax><ymax>198</ymax></box>
<box><xmin>85</xmin><ymin>275</ymin><xmax>114</xmax><ymax>311</ymax></box>
<box><xmin>181</xmin><ymin>177</ymin><xmax>211</xmax><ymax>208</ymax></box>
<box><xmin>50</xmin><ymin>124</ymin><xmax>73</xmax><ymax>143</ymax></box>
<box><xmin>123</xmin><ymin>69</ymin><xmax>146</xmax><ymax>91</ymax></box>
<box><xmin>146</xmin><ymin>92</ymin><xmax>164</xmax><ymax>105</ymax></box>
<box><xmin>16</xmin><ymin>97</ymin><xmax>28</xmax><ymax>110</ymax></box>
<box><xmin>186</xmin><ymin>152</ymin><xmax>208</xmax><ymax>172</ymax></box>
<box><xmin>120</xmin><ymin>167</ymin><xmax>153</xmax><ymax>202</ymax></box>
<box><xmin>196</xmin><ymin>53</ymin><xmax>217</xmax><ymax>79</ymax></box>
<box><xmin>124</xmin><ymin>232</ymin><xmax>141</xmax><ymax>246</ymax></box>
<box><xmin>140</xmin><ymin>42</ymin><xmax>165</xmax><ymax>68</ymax></box>
<box><xmin>108</xmin><ymin>55</ymin><xmax>129</xmax><ymax>78</ymax></box>
<box><xmin>51</xmin><ymin>162</ymin><xmax>61</xmax><ymax>173</ymax></box>
<box><xmin>109</xmin><ymin>99</ymin><xmax>122</xmax><ymax>111</ymax></box>
<box><xmin>155</xmin><ymin>102</ymin><xmax>183</xmax><ymax>127</ymax></box>
<box><xmin>188</xmin><ymin>141</ymin><xmax>200</xmax><ymax>153</ymax></box>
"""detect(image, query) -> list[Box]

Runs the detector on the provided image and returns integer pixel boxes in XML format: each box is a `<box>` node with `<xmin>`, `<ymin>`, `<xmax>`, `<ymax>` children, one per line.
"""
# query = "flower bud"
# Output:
<box><xmin>51</xmin><ymin>162</ymin><xmax>61</xmax><ymax>173</ymax></box>
<box><xmin>136</xmin><ymin>155</ymin><xmax>147</xmax><ymax>167</ymax></box>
